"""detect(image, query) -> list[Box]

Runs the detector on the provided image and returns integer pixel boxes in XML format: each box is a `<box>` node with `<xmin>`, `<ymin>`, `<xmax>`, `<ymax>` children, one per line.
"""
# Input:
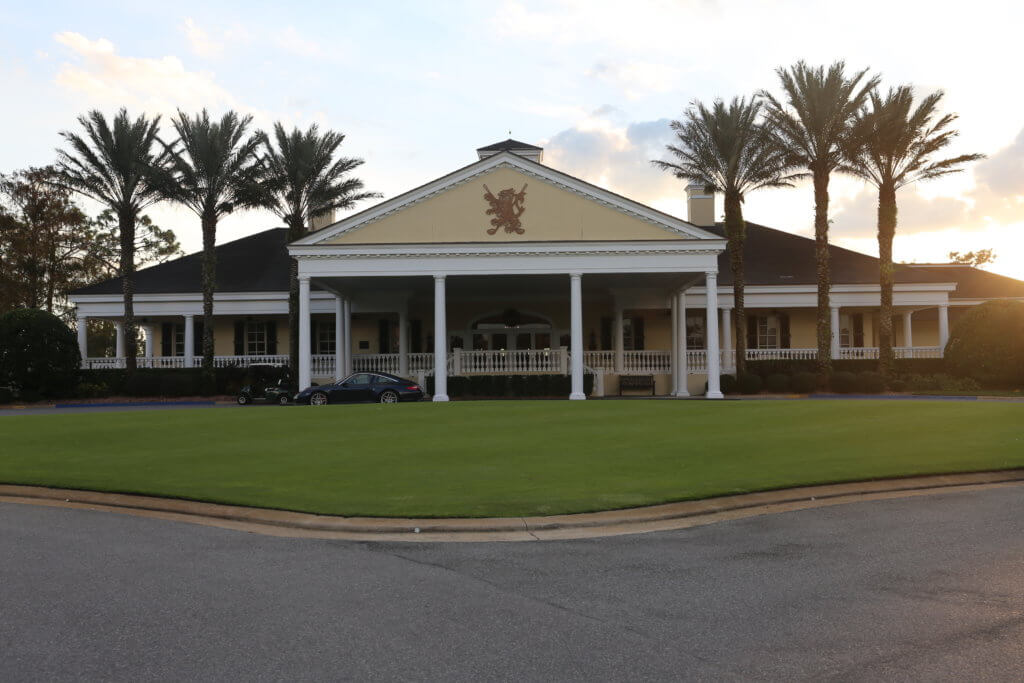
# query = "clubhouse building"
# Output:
<box><xmin>69</xmin><ymin>140</ymin><xmax>1024</xmax><ymax>399</ymax></box>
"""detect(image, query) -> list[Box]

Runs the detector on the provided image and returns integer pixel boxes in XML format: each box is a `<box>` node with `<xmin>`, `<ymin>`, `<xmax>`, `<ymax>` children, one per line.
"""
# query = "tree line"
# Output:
<box><xmin>655</xmin><ymin>60</ymin><xmax>984</xmax><ymax>379</ymax></box>
<box><xmin>48</xmin><ymin>109</ymin><xmax>377</xmax><ymax>387</ymax></box>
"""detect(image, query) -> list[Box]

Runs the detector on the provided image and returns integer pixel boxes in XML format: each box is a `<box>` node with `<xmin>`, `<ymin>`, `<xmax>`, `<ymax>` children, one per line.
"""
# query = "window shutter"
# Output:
<box><xmin>600</xmin><ymin>317</ymin><xmax>612</xmax><ymax>350</ymax></box>
<box><xmin>853</xmin><ymin>313</ymin><xmax>865</xmax><ymax>347</ymax></box>
<box><xmin>267</xmin><ymin>321</ymin><xmax>278</xmax><ymax>355</ymax></box>
<box><xmin>161</xmin><ymin>323</ymin><xmax>173</xmax><ymax>357</ymax></box>
<box><xmin>310</xmin><ymin>320</ymin><xmax>318</xmax><ymax>354</ymax></box>
<box><xmin>194</xmin><ymin>320</ymin><xmax>205</xmax><ymax>356</ymax></box>
<box><xmin>234</xmin><ymin>321</ymin><xmax>245</xmax><ymax>355</ymax></box>
<box><xmin>378</xmin><ymin>319</ymin><xmax>390</xmax><ymax>353</ymax></box>
<box><xmin>633</xmin><ymin>316</ymin><xmax>645</xmax><ymax>351</ymax></box>
<box><xmin>780</xmin><ymin>313</ymin><xmax>791</xmax><ymax>349</ymax></box>
<box><xmin>410</xmin><ymin>320</ymin><xmax>422</xmax><ymax>353</ymax></box>
<box><xmin>747</xmin><ymin>315</ymin><xmax>759</xmax><ymax>349</ymax></box>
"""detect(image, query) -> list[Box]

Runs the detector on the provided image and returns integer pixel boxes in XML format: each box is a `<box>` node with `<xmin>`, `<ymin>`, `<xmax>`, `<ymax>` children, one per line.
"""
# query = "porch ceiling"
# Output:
<box><xmin>315</xmin><ymin>272</ymin><xmax>704</xmax><ymax>298</ymax></box>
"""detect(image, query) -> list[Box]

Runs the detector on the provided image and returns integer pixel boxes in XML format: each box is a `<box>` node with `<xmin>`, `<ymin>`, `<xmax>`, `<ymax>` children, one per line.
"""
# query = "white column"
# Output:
<box><xmin>433</xmin><ymin>274</ymin><xmax>449</xmax><ymax>402</ymax></box>
<box><xmin>343</xmin><ymin>298</ymin><xmax>353</xmax><ymax>376</ymax></box>
<box><xmin>114</xmin><ymin>321</ymin><xmax>125</xmax><ymax>358</ymax></box>
<box><xmin>613</xmin><ymin>303</ymin><xmax>624</xmax><ymax>374</ymax></box>
<box><xmin>334</xmin><ymin>296</ymin><xmax>345</xmax><ymax>381</ymax></box>
<box><xmin>902</xmin><ymin>310</ymin><xmax>914</xmax><ymax>348</ymax></box>
<box><xmin>398</xmin><ymin>306</ymin><xmax>409</xmax><ymax>377</ymax></box>
<box><xmin>77</xmin><ymin>315</ymin><xmax>88</xmax><ymax>362</ymax></box>
<box><xmin>938</xmin><ymin>304</ymin><xmax>950</xmax><ymax>351</ymax></box>
<box><xmin>569</xmin><ymin>273</ymin><xmax>585</xmax><ymax>400</ymax></box>
<box><xmin>298</xmin><ymin>276</ymin><xmax>311</xmax><ymax>390</ymax></box>
<box><xmin>143</xmin><ymin>324</ymin><xmax>155</xmax><ymax>358</ymax></box>
<box><xmin>675</xmin><ymin>290</ymin><xmax>690</xmax><ymax>397</ymax></box>
<box><xmin>670</xmin><ymin>294</ymin><xmax>678</xmax><ymax>394</ymax></box>
<box><xmin>705</xmin><ymin>273</ymin><xmax>722</xmax><ymax>399</ymax></box>
<box><xmin>721</xmin><ymin>306</ymin><xmax>733</xmax><ymax>372</ymax></box>
<box><xmin>183</xmin><ymin>315</ymin><xmax>194</xmax><ymax>368</ymax></box>
<box><xmin>830</xmin><ymin>305</ymin><xmax>841</xmax><ymax>359</ymax></box>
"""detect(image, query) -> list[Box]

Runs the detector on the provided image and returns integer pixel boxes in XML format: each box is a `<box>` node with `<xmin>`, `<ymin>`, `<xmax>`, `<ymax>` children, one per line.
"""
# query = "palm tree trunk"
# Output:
<box><xmin>724</xmin><ymin>190</ymin><xmax>746</xmax><ymax>376</ymax></box>
<box><xmin>877</xmin><ymin>182</ymin><xmax>897</xmax><ymax>378</ymax></box>
<box><xmin>118</xmin><ymin>208</ymin><xmax>137</xmax><ymax>373</ymax></box>
<box><xmin>813</xmin><ymin>167</ymin><xmax>832</xmax><ymax>374</ymax></box>
<box><xmin>286</xmin><ymin>216</ymin><xmax>306</xmax><ymax>381</ymax></box>
<box><xmin>201</xmin><ymin>213</ymin><xmax>217</xmax><ymax>388</ymax></box>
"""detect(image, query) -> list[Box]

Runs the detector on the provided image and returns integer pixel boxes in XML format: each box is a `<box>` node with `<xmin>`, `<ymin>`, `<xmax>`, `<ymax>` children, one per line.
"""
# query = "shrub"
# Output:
<box><xmin>0</xmin><ymin>385</ymin><xmax>13</xmax><ymax>403</ymax></box>
<box><xmin>764</xmin><ymin>373</ymin><xmax>791</xmax><ymax>393</ymax></box>
<box><xmin>855</xmin><ymin>371</ymin><xmax>887</xmax><ymax>394</ymax></box>
<box><xmin>903</xmin><ymin>373</ymin><xmax>982</xmax><ymax>394</ymax></box>
<box><xmin>889</xmin><ymin>379</ymin><xmax>907</xmax><ymax>393</ymax></box>
<box><xmin>736</xmin><ymin>372</ymin><xmax>764</xmax><ymax>394</ymax></box>
<box><xmin>791</xmin><ymin>371</ymin><xmax>819</xmax><ymax>394</ymax></box>
<box><xmin>425</xmin><ymin>374</ymin><xmax>594</xmax><ymax>398</ymax></box>
<box><xmin>0</xmin><ymin>308</ymin><xmax>81</xmax><ymax>400</ymax></box>
<box><xmin>830</xmin><ymin>371</ymin><xmax>858</xmax><ymax>394</ymax></box>
<box><xmin>720</xmin><ymin>374</ymin><xmax>738</xmax><ymax>394</ymax></box>
<box><xmin>945</xmin><ymin>300</ymin><xmax>1024</xmax><ymax>388</ymax></box>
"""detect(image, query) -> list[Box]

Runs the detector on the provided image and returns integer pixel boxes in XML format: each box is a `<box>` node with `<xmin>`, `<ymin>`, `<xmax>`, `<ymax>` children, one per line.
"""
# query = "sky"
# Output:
<box><xmin>2</xmin><ymin>0</ymin><xmax>1023</xmax><ymax>278</ymax></box>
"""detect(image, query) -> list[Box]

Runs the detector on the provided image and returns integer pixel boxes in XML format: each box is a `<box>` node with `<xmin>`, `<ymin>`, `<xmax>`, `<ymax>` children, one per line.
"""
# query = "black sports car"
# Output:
<box><xmin>294</xmin><ymin>372</ymin><xmax>425</xmax><ymax>405</ymax></box>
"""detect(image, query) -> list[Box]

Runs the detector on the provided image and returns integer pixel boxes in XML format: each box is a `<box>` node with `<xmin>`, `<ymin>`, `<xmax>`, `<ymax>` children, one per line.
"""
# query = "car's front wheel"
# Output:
<box><xmin>379</xmin><ymin>390</ymin><xmax>399</xmax><ymax>404</ymax></box>
<box><xmin>309</xmin><ymin>391</ymin><xmax>329</xmax><ymax>406</ymax></box>
<box><xmin>277</xmin><ymin>394</ymin><xmax>290</xmax><ymax>406</ymax></box>
<box><xmin>237</xmin><ymin>394</ymin><xmax>251</xmax><ymax>405</ymax></box>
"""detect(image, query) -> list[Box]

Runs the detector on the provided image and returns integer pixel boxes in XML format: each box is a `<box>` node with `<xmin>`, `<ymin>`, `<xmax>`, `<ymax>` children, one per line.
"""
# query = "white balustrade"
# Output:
<box><xmin>622</xmin><ymin>350</ymin><xmax>671</xmax><ymax>374</ymax></box>
<box><xmin>745</xmin><ymin>348</ymin><xmax>818</xmax><ymax>361</ymax></box>
<box><xmin>584</xmin><ymin>350</ymin><xmax>615</xmax><ymax>371</ymax></box>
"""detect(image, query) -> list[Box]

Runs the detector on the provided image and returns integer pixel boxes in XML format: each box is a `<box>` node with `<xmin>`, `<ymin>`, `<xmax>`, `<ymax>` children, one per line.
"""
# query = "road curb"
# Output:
<box><xmin>2</xmin><ymin>469</ymin><xmax>1023</xmax><ymax>542</ymax></box>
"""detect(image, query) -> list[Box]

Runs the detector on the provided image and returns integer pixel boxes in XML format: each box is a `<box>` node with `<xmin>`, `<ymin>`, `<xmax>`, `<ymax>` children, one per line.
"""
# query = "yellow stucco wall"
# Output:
<box><xmin>324</xmin><ymin>167</ymin><xmax>685</xmax><ymax>244</ymax></box>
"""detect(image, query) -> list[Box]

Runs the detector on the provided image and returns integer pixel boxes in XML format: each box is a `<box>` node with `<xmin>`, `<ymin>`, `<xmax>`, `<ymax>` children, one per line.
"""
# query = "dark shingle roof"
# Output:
<box><xmin>70</xmin><ymin>221</ymin><xmax>1024</xmax><ymax>301</ymax></box>
<box><xmin>71</xmin><ymin>228</ymin><xmax>290</xmax><ymax>295</ymax></box>
<box><xmin>905</xmin><ymin>264</ymin><xmax>1024</xmax><ymax>299</ymax></box>
<box><xmin>476</xmin><ymin>138</ymin><xmax>544</xmax><ymax>153</ymax></box>
<box><xmin>705</xmin><ymin>222</ymin><xmax>956</xmax><ymax>287</ymax></box>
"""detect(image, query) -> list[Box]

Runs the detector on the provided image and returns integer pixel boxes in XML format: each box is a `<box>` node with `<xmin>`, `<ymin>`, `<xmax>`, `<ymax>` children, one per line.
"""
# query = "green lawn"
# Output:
<box><xmin>2</xmin><ymin>400</ymin><xmax>1022</xmax><ymax>518</ymax></box>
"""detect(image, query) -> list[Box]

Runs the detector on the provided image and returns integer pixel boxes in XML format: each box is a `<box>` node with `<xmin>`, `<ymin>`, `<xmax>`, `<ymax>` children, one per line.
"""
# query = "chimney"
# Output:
<box><xmin>310</xmin><ymin>209</ymin><xmax>336</xmax><ymax>232</ymax></box>
<box><xmin>685</xmin><ymin>183</ymin><xmax>715</xmax><ymax>227</ymax></box>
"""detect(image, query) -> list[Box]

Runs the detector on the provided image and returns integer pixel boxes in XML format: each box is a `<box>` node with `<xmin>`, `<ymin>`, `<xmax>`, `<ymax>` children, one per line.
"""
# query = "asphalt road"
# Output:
<box><xmin>2</xmin><ymin>486</ymin><xmax>1023</xmax><ymax>681</ymax></box>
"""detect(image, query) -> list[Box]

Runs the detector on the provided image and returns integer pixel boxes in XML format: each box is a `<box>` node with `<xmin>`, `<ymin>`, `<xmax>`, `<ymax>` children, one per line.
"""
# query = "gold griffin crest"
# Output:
<box><xmin>482</xmin><ymin>183</ymin><xmax>527</xmax><ymax>235</ymax></box>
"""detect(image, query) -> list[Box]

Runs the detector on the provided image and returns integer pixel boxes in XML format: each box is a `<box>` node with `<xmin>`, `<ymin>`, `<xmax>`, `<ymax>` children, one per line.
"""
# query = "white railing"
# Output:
<box><xmin>456</xmin><ymin>348</ymin><xmax>566</xmax><ymax>374</ymax></box>
<box><xmin>212</xmin><ymin>355</ymin><xmax>289</xmax><ymax>368</ymax></box>
<box><xmin>895</xmin><ymin>346</ymin><xmax>942</xmax><ymax>359</ymax></box>
<box><xmin>409</xmin><ymin>353</ymin><xmax>434</xmax><ymax>371</ymax></box>
<box><xmin>584</xmin><ymin>350</ymin><xmax>615</xmax><ymax>371</ymax></box>
<box><xmin>623</xmin><ymin>350</ymin><xmax>671</xmax><ymax>374</ymax></box>
<box><xmin>745</xmin><ymin>348</ymin><xmax>818</xmax><ymax>361</ymax></box>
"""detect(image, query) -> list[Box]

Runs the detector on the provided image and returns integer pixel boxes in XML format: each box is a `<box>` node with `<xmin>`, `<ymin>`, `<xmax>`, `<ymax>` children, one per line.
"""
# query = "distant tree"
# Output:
<box><xmin>54</xmin><ymin>109</ymin><xmax>169</xmax><ymax>373</ymax></box>
<box><xmin>949</xmin><ymin>249</ymin><xmax>996</xmax><ymax>268</ymax></box>
<box><xmin>654</xmin><ymin>97</ymin><xmax>797</xmax><ymax>375</ymax></box>
<box><xmin>0</xmin><ymin>166</ymin><xmax>91</xmax><ymax>316</ymax></box>
<box><xmin>158</xmin><ymin>109</ymin><xmax>264</xmax><ymax>382</ymax></box>
<box><xmin>843</xmin><ymin>87</ymin><xmax>983</xmax><ymax>377</ymax></box>
<box><xmin>86</xmin><ymin>209</ymin><xmax>183</xmax><ymax>280</ymax></box>
<box><xmin>760</xmin><ymin>61</ymin><xmax>879</xmax><ymax>372</ymax></box>
<box><xmin>255</xmin><ymin>123</ymin><xmax>378</xmax><ymax>374</ymax></box>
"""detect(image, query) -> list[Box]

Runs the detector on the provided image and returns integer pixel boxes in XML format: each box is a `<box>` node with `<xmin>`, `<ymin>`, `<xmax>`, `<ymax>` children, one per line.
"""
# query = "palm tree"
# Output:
<box><xmin>760</xmin><ymin>61</ymin><xmax>879</xmax><ymax>372</ymax></box>
<box><xmin>55</xmin><ymin>109</ymin><xmax>168</xmax><ymax>373</ymax></box>
<box><xmin>159</xmin><ymin>110</ymin><xmax>264</xmax><ymax>381</ymax></box>
<box><xmin>256</xmin><ymin>123</ymin><xmax>378</xmax><ymax>375</ymax></box>
<box><xmin>843</xmin><ymin>87</ymin><xmax>983</xmax><ymax>377</ymax></box>
<box><xmin>654</xmin><ymin>97</ymin><xmax>798</xmax><ymax>375</ymax></box>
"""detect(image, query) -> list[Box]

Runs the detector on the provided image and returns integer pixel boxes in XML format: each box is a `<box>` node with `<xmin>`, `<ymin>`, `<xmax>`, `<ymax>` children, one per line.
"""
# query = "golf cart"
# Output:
<box><xmin>237</xmin><ymin>363</ymin><xmax>294</xmax><ymax>405</ymax></box>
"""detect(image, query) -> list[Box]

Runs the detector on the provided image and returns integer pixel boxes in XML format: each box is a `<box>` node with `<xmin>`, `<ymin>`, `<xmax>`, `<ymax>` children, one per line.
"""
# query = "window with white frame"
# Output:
<box><xmin>316</xmin><ymin>321</ymin><xmax>335</xmax><ymax>354</ymax></box>
<box><xmin>246</xmin><ymin>321</ymin><xmax>269</xmax><ymax>355</ymax></box>
<box><xmin>686</xmin><ymin>314</ymin><xmax>705</xmax><ymax>349</ymax></box>
<box><xmin>756</xmin><ymin>315</ymin><xmax>780</xmax><ymax>349</ymax></box>
<box><xmin>839</xmin><ymin>313</ymin><xmax>865</xmax><ymax>348</ymax></box>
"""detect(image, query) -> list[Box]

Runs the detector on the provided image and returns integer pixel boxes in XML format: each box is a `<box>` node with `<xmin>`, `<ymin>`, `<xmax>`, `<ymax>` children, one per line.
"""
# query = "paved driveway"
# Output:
<box><xmin>2</xmin><ymin>485</ymin><xmax>1023</xmax><ymax>681</ymax></box>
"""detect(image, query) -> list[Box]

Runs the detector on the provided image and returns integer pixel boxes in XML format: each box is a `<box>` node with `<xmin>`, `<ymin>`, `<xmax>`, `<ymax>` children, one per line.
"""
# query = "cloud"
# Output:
<box><xmin>273</xmin><ymin>26</ymin><xmax>330</xmax><ymax>59</ymax></box>
<box><xmin>182</xmin><ymin>18</ymin><xmax>222</xmax><ymax>58</ymax></box>
<box><xmin>586</xmin><ymin>60</ymin><xmax>684</xmax><ymax>99</ymax></box>
<box><xmin>53</xmin><ymin>32</ymin><xmax>238</xmax><ymax>115</ymax></box>
<box><xmin>544</xmin><ymin>114</ymin><xmax>680</xmax><ymax>204</ymax></box>
<box><xmin>830</xmin><ymin>186</ymin><xmax>973</xmax><ymax>238</ymax></box>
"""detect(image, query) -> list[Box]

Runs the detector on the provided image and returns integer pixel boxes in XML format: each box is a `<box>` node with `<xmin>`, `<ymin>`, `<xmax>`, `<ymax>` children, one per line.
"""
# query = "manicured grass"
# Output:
<box><xmin>2</xmin><ymin>400</ymin><xmax>1022</xmax><ymax>518</ymax></box>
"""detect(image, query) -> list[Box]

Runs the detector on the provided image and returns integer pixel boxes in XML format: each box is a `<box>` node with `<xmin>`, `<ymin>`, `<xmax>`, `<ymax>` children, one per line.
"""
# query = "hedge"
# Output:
<box><xmin>78</xmin><ymin>366</ymin><xmax>252</xmax><ymax>398</ymax></box>
<box><xmin>425</xmin><ymin>374</ymin><xmax>594</xmax><ymax>399</ymax></box>
<box><xmin>745</xmin><ymin>357</ymin><xmax>945</xmax><ymax>378</ymax></box>
<box><xmin>0</xmin><ymin>308</ymin><xmax>81</xmax><ymax>401</ymax></box>
<box><xmin>945</xmin><ymin>300</ymin><xmax>1024</xmax><ymax>388</ymax></box>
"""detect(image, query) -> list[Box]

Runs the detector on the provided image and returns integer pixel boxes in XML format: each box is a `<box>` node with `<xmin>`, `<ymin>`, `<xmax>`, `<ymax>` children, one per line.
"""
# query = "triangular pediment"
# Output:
<box><xmin>297</xmin><ymin>153</ymin><xmax>718</xmax><ymax>246</ymax></box>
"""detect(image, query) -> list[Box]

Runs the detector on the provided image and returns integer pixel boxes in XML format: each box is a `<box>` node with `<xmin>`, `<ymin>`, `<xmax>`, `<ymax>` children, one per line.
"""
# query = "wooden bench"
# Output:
<box><xmin>619</xmin><ymin>374</ymin><xmax>655</xmax><ymax>396</ymax></box>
